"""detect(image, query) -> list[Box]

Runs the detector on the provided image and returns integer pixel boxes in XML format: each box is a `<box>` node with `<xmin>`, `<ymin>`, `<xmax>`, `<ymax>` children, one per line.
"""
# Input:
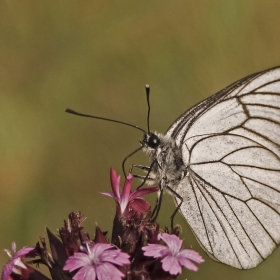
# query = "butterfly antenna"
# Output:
<box><xmin>65</xmin><ymin>108</ymin><xmax>146</xmax><ymax>134</ymax></box>
<box><xmin>122</xmin><ymin>146</ymin><xmax>143</xmax><ymax>177</ymax></box>
<box><xmin>146</xmin><ymin>84</ymin><xmax>151</xmax><ymax>133</ymax></box>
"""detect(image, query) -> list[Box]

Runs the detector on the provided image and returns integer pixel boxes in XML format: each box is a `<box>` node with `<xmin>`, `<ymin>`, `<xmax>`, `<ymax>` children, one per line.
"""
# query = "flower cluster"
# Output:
<box><xmin>2</xmin><ymin>169</ymin><xmax>204</xmax><ymax>280</ymax></box>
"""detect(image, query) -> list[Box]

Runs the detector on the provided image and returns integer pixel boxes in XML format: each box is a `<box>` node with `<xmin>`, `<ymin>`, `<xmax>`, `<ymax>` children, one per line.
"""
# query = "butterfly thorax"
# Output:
<box><xmin>141</xmin><ymin>132</ymin><xmax>188</xmax><ymax>191</ymax></box>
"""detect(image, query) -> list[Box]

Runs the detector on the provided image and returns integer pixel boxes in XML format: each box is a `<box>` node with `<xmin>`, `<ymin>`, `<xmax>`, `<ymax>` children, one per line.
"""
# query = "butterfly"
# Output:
<box><xmin>135</xmin><ymin>66</ymin><xmax>280</xmax><ymax>269</ymax></box>
<box><xmin>66</xmin><ymin>66</ymin><xmax>280</xmax><ymax>269</ymax></box>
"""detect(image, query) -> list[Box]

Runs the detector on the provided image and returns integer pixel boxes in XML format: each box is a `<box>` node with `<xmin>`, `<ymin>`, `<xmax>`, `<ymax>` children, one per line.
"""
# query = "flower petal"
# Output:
<box><xmin>64</xmin><ymin>252</ymin><xmax>91</xmax><ymax>272</ymax></box>
<box><xmin>142</xmin><ymin>244</ymin><xmax>170</xmax><ymax>258</ymax></box>
<box><xmin>120</xmin><ymin>174</ymin><xmax>133</xmax><ymax>212</ymax></box>
<box><xmin>114</xmin><ymin>251</ymin><xmax>130</xmax><ymax>266</ymax></box>
<box><xmin>14</xmin><ymin>247</ymin><xmax>36</xmax><ymax>259</ymax></box>
<box><xmin>178</xmin><ymin>257</ymin><xmax>199</xmax><ymax>271</ymax></box>
<box><xmin>92</xmin><ymin>243</ymin><xmax>114</xmax><ymax>252</ymax></box>
<box><xmin>161</xmin><ymin>255</ymin><xmax>182</xmax><ymax>275</ymax></box>
<box><xmin>96</xmin><ymin>262</ymin><xmax>124</xmax><ymax>280</ymax></box>
<box><xmin>129</xmin><ymin>198</ymin><xmax>151</xmax><ymax>213</ymax></box>
<box><xmin>73</xmin><ymin>265</ymin><xmax>96</xmax><ymax>280</ymax></box>
<box><xmin>177</xmin><ymin>249</ymin><xmax>204</xmax><ymax>264</ymax></box>
<box><xmin>110</xmin><ymin>168</ymin><xmax>121</xmax><ymax>200</ymax></box>
<box><xmin>129</xmin><ymin>186</ymin><xmax>159</xmax><ymax>201</ymax></box>
<box><xmin>159</xmin><ymin>233</ymin><xmax>182</xmax><ymax>255</ymax></box>
<box><xmin>123</xmin><ymin>174</ymin><xmax>133</xmax><ymax>196</ymax></box>
<box><xmin>13</xmin><ymin>258</ymin><xmax>26</xmax><ymax>269</ymax></box>
<box><xmin>89</xmin><ymin>243</ymin><xmax>114</xmax><ymax>264</ymax></box>
<box><xmin>100</xmin><ymin>249</ymin><xmax>130</xmax><ymax>266</ymax></box>
<box><xmin>1</xmin><ymin>259</ymin><xmax>14</xmax><ymax>280</ymax></box>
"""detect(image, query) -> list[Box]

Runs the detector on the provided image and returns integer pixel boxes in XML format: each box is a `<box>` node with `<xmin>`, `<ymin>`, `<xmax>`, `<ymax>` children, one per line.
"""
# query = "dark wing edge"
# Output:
<box><xmin>166</xmin><ymin>66</ymin><xmax>280</xmax><ymax>145</ymax></box>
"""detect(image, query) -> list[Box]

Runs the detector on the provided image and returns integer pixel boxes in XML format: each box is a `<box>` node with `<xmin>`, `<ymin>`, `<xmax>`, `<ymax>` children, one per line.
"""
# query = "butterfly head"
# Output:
<box><xmin>141</xmin><ymin>132</ymin><xmax>161</xmax><ymax>149</ymax></box>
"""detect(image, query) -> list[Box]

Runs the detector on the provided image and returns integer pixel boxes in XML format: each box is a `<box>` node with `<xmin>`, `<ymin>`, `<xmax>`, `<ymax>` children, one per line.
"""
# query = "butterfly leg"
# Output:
<box><xmin>129</xmin><ymin>164</ymin><xmax>152</xmax><ymax>188</ymax></box>
<box><xmin>132</xmin><ymin>174</ymin><xmax>154</xmax><ymax>182</ymax></box>
<box><xmin>129</xmin><ymin>160</ymin><xmax>156</xmax><ymax>189</ymax></box>
<box><xmin>151</xmin><ymin>183</ymin><xmax>164</xmax><ymax>222</ymax></box>
<box><xmin>129</xmin><ymin>164</ymin><xmax>151</xmax><ymax>173</ymax></box>
<box><xmin>166</xmin><ymin>186</ymin><xmax>183</xmax><ymax>229</ymax></box>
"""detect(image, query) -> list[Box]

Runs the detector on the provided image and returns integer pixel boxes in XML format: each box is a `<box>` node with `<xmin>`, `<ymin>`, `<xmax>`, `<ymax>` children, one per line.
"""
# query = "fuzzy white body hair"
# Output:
<box><xmin>142</xmin><ymin>132</ymin><xmax>188</xmax><ymax>192</ymax></box>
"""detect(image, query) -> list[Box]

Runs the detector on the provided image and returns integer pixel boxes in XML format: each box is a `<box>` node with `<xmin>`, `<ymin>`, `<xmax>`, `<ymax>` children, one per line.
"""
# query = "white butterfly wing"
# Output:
<box><xmin>167</xmin><ymin>67</ymin><xmax>280</xmax><ymax>269</ymax></box>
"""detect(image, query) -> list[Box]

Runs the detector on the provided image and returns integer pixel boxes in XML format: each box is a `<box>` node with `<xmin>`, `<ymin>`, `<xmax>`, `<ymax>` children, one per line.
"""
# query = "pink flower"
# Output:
<box><xmin>101</xmin><ymin>169</ymin><xmax>159</xmax><ymax>217</ymax></box>
<box><xmin>142</xmin><ymin>233</ymin><xmax>204</xmax><ymax>275</ymax></box>
<box><xmin>63</xmin><ymin>243</ymin><xmax>130</xmax><ymax>280</ymax></box>
<box><xmin>2</xmin><ymin>242</ymin><xmax>36</xmax><ymax>280</ymax></box>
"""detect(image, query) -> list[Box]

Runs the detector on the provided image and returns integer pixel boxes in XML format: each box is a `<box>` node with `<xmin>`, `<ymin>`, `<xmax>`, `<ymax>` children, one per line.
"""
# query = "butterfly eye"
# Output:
<box><xmin>147</xmin><ymin>133</ymin><xmax>160</xmax><ymax>149</ymax></box>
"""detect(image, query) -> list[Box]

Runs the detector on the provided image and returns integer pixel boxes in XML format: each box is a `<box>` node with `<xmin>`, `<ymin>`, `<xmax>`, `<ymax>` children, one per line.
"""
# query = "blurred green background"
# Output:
<box><xmin>1</xmin><ymin>1</ymin><xmax>280</xmax><ymax>279</ymax></box>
